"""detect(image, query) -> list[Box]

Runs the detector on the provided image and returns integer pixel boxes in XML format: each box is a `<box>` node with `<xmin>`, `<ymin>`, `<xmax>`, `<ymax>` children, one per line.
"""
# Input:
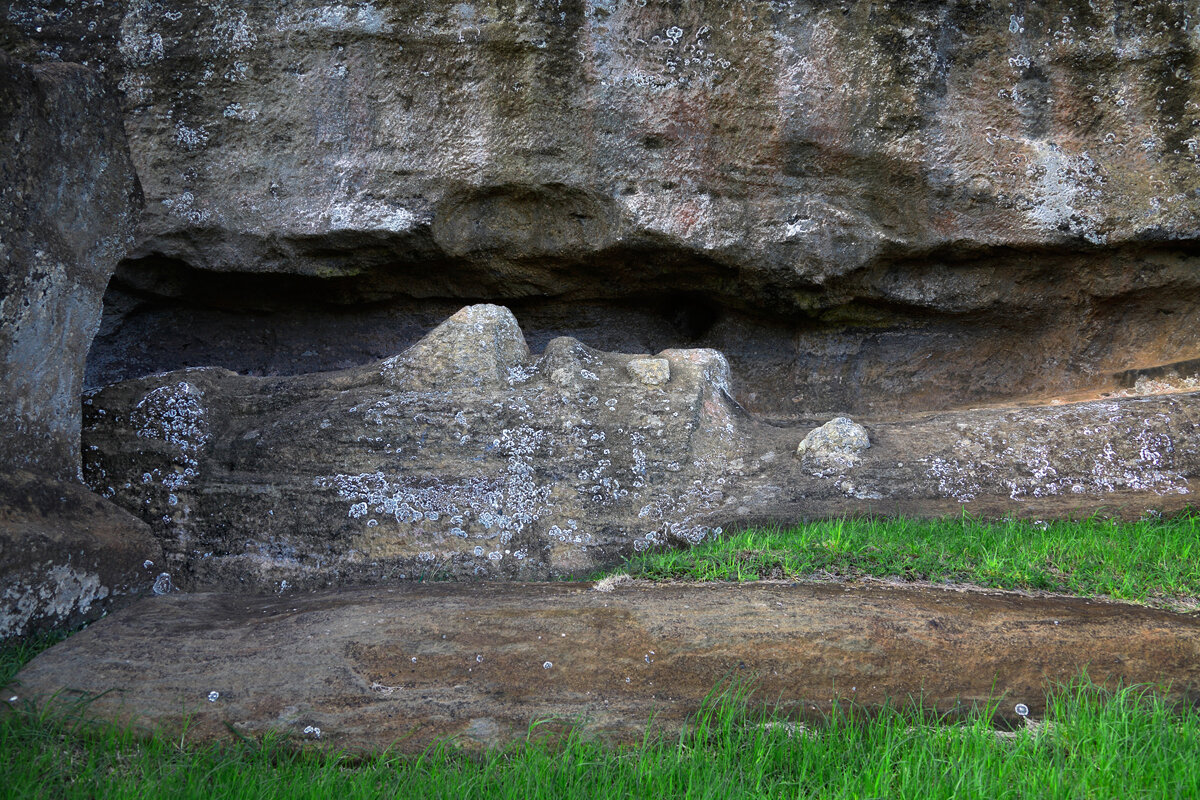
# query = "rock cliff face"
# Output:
<box><xmin>0</xmin><ymin>50</ymin><xmax>141</xmax><ymax>480</ymax></box>
<box><xmin>5</xmin><ymin>2</ymin><xmax>1200</xmax><ymax>596</ymax></box>
<box><xmin>6</xmin><ymin>1</ymin><xmax>1200</xmax><ymax>417</ymax></box>
<box><xmin>0</xmin><ymin>51</ymin><xmax>160</xmax><ymax>639</ymax></box>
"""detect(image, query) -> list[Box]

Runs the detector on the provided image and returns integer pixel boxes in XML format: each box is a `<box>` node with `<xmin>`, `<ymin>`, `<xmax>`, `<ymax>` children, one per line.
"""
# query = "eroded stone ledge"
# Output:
<box><xmin>8</xmin><ymin>582</ymin><xmax>1200</xmax><ymax>753</ymax></box>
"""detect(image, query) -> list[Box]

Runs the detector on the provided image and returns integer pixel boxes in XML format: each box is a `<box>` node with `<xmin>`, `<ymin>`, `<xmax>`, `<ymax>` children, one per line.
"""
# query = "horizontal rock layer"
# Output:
<box><xmin>9</xmin><ymin>582</ymin><xmax>1200</xmax><ymax>753</ymax></box>
<box><xmin>81</xmin><ymin>305</ymin><xmax>1200</xmax><ymax>591</ymax></box>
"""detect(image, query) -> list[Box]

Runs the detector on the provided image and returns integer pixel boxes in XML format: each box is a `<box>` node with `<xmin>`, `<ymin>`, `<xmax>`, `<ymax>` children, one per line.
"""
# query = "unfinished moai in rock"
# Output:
<box><xmin>0</xmin><ymin>51</ymin><xmax>160</xmax><ymax>639</ymax></box>
<box><xmin>81</xmin><ymin>305</ymin><xmax>743</xmax><ymax>591</ymax></box>
<box><xmin>79</xmin><ymin>304</ymin><xmax>1200</xmax><ymax>592</ymax></box>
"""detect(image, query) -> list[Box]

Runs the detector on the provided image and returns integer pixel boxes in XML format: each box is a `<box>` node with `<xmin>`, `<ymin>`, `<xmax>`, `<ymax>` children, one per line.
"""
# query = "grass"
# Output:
<box><xmin>605</xmin><ymin>513</ymin><xmax>1200</xmax><ymax>607</ymax></box>
<box><xmin>6</xmin><ymin>516</ymin><xmax>1200</xmax><ymax>797</ymax></box>
<box><xmin>3</xmin><ymin>666</ymin><xmax>1199</xmax><ymax>799</ymax></box>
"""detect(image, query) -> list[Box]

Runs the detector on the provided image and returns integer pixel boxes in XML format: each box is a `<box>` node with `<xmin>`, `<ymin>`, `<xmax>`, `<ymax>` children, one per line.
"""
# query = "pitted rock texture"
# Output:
<box><xmin>9</xmin><ymin>583</ymin><xmax>1200</xmax><ymax>753</ymax></box>
<box><xmin>81</xmin><ymin>305</ymin><xmax>1200</xmax><ymax>592</ymax></box>
<box><xmin>795</xmin><ymin>416</ymin><xmax>870</xmax><ymax>472</ymax></box>
<box><xmin>82</xmin><ymin>306</ymin><xmax>743</xmax><ymax>590</ymax></box>
<box><xmin>0</xmin><ymin>472</ymin><xmax>162</xmax><ymax>640</ymax></box>
<box><xmin>7</xmin><ymin>1</ymin><xmax>1200</xmax><ymax>416</ymax></box>
<box><xmin>0</xmin><ymin>50</ymin><xmax>141</xmax><ymax>480</ymax></box>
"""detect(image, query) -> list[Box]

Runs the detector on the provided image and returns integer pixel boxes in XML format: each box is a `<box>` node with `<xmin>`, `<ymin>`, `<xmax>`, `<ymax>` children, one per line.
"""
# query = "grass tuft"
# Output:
<box><xmin>2</xmin><ymin>669</ymin><xmax>1198</xmax><ymax>799</ymax></box>
<box><xmin>605</xmin><ymin>512</ymin><xmax>1200</xmax><ymax>607</ymax></box>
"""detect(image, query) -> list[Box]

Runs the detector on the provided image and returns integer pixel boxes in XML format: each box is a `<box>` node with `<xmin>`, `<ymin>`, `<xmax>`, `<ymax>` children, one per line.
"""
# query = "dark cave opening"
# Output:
<box><xmin>86</xmin><ymin>243</ymin><xmax>1200</xmax><ymax>420</ymax></box>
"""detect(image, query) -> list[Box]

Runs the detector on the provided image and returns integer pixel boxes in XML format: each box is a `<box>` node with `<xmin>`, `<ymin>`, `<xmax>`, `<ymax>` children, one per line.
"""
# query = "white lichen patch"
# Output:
<box><xmin>174</xmin><ymin>121</ymin><xmax>210</xmax><ymax>151</ymax></box>
<box><xmin>593</xmin><ymin>573</ymin><xmax>632</xmax><ymax>592</ymax></box>
<box><xmin>0</xmin><ymin>565</ymin><xmax>109</xmax><ymax>640</ymax></box>
<box><xmin>276</xmin><ymin>3</ymin><xmax>393</xmax><ymax>34</ymax></box>
<box><xmin>923</xmin><ymin>401</ymin><xmax>1192</xmax><ymax>502</ymax></box>
<box><xmin>132</xmin><ymin>381</ymin><xmax>210</xmax><ymax>491</ymax></box>
<box><xmin>633</xmin><ymin>481</ymin><xmax>724</xmax><ymax>551</ymax></box>
<box><xmin>327</xmin><ymin>200</ymin><xmax>418</xmax><ymax>233</ymax></box>
<box><xmin>317</xmin><ymin>426</ymin><xmax>553</xmax><ymax>552</ymax></box>
<box><xmin>118</xmin><ymin>0</ymin><xmax>167</xmax><ymax>67</ymax></box>
<box><xmin>1022</xmin><ymin>140</ymin><xmax>1106</xmax><ymax>243</ymax></box>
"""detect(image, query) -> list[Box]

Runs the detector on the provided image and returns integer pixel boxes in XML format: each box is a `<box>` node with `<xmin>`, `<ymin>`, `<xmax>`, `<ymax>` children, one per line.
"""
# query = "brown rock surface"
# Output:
<box><xmin>7</xmin><ymin>582</ymin><xmax>1200</xmax><ymax>753</ymax></box>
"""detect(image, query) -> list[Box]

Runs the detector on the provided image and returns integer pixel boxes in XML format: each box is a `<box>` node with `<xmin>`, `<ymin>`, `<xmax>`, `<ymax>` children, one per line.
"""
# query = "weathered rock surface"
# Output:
<box><xmin>796</xmin><ymin>416</ymin><xmax>871</xmax><ymax>472</ymax></box>
<box><xmin>0</xmin><ymin>51</ymin><xmax>157</xmax><ymax>639</ymax></box>
<box><xmin>80</xmin><ymin>304</ymin><xmax>1200</xmax><ymax>591</ymax></box>
<box><xmin>82</xmin><ymin>305</ymin><xmax>742</xmax><ymax>589</ymax></box>
<box><xmin>0</xmin><ymin>50</ymin><xmax>141</xmax><ymax>480</ymax></box>
<box><xmin>8</xmin><ymin>582</ymin><xmax>1200</xmax><ymax>752</ymax></box>
<box><xmin>6</xmin><ymin>1</ymin><xmax>1200</xmax><ymax>416</ymax></box>
<box><xmin>0</xmin><ymin>472</ymin><xmax>162</xmax><ymax>640</ymax></box>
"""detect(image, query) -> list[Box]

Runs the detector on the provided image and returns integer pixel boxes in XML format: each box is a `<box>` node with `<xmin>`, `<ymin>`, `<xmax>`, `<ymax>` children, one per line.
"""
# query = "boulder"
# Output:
<box><xmin>0</xmin><ymin>472</ymin><xmax>162</xmax><ymax>640</ymax></box>
<box><xmin>82</xmin><ymin>305</ymin><xmax>1200</xmax><ymax>591</ymax></box>
<box><xmin>380</xmin><ymin>304</ymin><xmax>530</xmax><ymax>390</ymax></box>
<box><xmin>796</xmin><ymin>417</ymin><xmax>871</xmax><ymax>474</ymax></box>
<box><xmin>8</xmin><ymin>582</ymin><xmax>1200</xmax><ymax>752</ymax></box>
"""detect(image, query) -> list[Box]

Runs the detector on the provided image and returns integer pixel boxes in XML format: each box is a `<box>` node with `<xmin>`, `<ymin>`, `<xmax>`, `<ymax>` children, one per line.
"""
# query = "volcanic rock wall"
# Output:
<box><xmin>5</xmin><ymin>0</ymin><xmax>1200</xmax><ymax>417</ymax></box>
<box><xmin>5</xmin><ymin>1</ymin><xmax>1200</xmax><ymax>600</ymax></box>
<box><xmin>0</xmin><ymin>50</ymin><xmax>160</xmax><ymax>638</ymax></box>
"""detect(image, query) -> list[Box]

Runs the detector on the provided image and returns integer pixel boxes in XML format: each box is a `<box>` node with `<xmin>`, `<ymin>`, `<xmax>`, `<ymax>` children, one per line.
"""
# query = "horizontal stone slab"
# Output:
<box><xmin>7</xmin><ymin>581</ymin><xmax>1200</xmax><ymax>752</ymax></box>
